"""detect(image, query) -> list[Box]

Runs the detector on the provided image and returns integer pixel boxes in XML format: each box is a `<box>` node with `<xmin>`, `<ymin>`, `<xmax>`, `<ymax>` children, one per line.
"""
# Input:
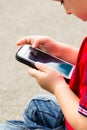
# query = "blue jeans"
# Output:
<box><xmin>0</xmin><ymin>94</ymin><xmax>66</xmax><ymax>130</ymax></box>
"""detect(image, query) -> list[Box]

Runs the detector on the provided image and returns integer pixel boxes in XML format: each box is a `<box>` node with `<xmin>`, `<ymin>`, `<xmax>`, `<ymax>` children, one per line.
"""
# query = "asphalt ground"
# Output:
<box><xmin>0</xmin><ymin>0</ymin><xmax>87</xmax><ymax>122</ymax></box>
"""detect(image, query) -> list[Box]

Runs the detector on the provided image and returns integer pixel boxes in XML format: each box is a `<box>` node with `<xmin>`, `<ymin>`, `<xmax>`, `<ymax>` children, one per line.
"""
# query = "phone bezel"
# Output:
<box><xmin>16</xmin><ymin>45</ymin><xmax>74</xmax><ymax>79</ymax></box>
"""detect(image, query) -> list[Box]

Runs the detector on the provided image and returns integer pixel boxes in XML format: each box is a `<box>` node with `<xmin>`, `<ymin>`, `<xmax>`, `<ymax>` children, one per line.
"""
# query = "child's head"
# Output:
<box><xmin>54</xmin><ymin>0</ymin><xmax>87</xmax><ymax>21</ymax></box>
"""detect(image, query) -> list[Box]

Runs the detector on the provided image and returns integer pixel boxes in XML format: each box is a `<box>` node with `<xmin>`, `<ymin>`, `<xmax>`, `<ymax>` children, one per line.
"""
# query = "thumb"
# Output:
<box><xmin>32</xmin><ymin>37</ymin><xmax>45</xmax><ymax>48</ymax></box>
<box><xmin>35</xmin><ymin>62</ymin><xmax>47</xmax><ymax>72</ymax></box>
<box><xmin>29</xmin><ymin>67</ymin><xmax>40</xmax><ymax>77</ymax></box>
<box><xmin>29</xmin><ymin>62</ymin><xmax>48</xmax><ymax>78</ymax></box>
<box><xmin>32</xmin><ymin>39</ymin><xmax>42</xmax><ymax>48</ymax></box>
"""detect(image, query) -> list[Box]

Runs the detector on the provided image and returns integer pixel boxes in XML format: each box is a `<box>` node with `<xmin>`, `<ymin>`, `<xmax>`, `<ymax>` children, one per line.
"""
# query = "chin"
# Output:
<box><xmin>82</xmin><ymin>19</ymin><xmax>87</xmax><ymax>22</ymax></box>
<box><xmin>81</xmin><ymin>17</ymin><xmax>87</xmax><ymax>21</ymax></box>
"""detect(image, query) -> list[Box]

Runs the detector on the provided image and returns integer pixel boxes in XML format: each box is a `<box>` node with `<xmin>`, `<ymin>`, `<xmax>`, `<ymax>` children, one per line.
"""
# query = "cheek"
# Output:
<box><xmin>72</xmin><ymin>9</ymin><xmax>87</xmax><ymax>21</ymax></box>
<box><xmin>76</xmin><ymin>12</ymin><xmax>87</xmax><ymax>21</ymax></box>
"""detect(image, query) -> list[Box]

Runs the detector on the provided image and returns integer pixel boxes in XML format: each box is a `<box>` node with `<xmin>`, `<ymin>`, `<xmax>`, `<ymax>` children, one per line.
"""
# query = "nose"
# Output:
<box><xmin>66</xmin><ymin>10</ymin><xmax>72</xmax><ymax>14</ymax></box>
<box><xmin>63</xmin><ymin>5</ymin><xmax>72</xmax><ymax>15</ymax></box>
<box><xmin>67</xmin><ymin>11</ymin><xmax>72</xmax><ymax>14</ymax></box>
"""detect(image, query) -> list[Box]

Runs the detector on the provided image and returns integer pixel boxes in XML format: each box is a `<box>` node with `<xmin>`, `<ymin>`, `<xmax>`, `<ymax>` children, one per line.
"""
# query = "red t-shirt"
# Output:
<box><xmin>66</xmin><ymin>37</ymin><xmax>87</xmax><ymax>130</ymax></box>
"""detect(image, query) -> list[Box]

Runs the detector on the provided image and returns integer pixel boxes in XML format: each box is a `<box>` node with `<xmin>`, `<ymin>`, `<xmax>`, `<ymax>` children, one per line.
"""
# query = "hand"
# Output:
<box><xmin>29</xmin><ymin>62</ymin><xmax>67</xmax><ymax>94</ymax></box>
<box><xmin>16</xmin><ymin>35</ymin><xmax>60</xmax><ymax>57</ymax></box>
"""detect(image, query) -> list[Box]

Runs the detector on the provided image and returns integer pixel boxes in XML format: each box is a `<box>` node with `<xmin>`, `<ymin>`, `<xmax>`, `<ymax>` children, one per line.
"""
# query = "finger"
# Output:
<box><xmin>29</xmin><ymin>66</ymin><xmax>43</xmax><ymax>78</ymax></box>
<box><xmin>32</xmin><ymin>37</ymin><xmax>45</xmax><ymax>48</ymax></box>
<box><xmin>35</xmin><ymin>62</ymin><xmax>48</xmax><ymax>72</ymax></box>
<box><xmin>35</xmin><ymin>62</ymin><xmax>60</xmax><ymax>74</ymax></box>
<box><xmin>16</xmin><ymin>36</ymin><xmax>40</xmax><ymax>47</ymax></box>
<box><xmin>16</xmin><ymin>36</ymin><xmax>32</xmax><ymax>46</ymax></box>
<box><xmin>29</xmin><ymin>67</ymin><xmax>38</xmax><ymax>77</ymax></box>
<box><xmin>29</xmin><ymin>62</ymin><xmax>47</xmax><ymax>77</ymax></box>
<box><xmin>16</xmin><ymin>36</ymin><xmax>47</xmax><ymax>50</ymax></box>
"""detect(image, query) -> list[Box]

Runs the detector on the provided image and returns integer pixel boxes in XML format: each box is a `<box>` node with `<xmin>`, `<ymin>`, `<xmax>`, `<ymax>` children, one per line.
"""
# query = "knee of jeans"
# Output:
<box><xmin>24</xmin><ymin>94</ymin><xmax>59</xmax><ymax>115</ymax></box>
<box><xmin>25</xmin><ymin>94</ymin><xmax>59</xmax><ymax>108</ymax></box>
<box><xmin>23</xmin><ymin>94</ymin><xmax>64</xmax><ymax>128</ymax></box>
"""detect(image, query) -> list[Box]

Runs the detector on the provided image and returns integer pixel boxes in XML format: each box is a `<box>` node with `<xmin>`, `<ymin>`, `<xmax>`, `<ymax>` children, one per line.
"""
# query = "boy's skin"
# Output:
<box><xmin>16</xmin><ymin>0</ymin><xmax>87</xmax><ymax>129</ymax></box>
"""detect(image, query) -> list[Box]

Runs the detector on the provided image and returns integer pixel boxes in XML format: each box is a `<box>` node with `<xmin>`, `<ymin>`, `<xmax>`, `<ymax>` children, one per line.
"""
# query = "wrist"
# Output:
<box><xmin>54</xmin><ymin>80</ymin><xmax>69</xmax><ymax>95</ymax></box>
<box><xmin>54</xmin><ymin>42</ymin><xmax>63</xmax><ymax>58</ymax></box>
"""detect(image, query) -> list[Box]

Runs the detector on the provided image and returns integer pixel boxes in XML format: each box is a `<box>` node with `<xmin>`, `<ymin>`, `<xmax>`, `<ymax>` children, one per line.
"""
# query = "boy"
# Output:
<box><xmin>0</xmin><ymin>0</ymin><xmax>87</xmax><ymax>129</ymax></box>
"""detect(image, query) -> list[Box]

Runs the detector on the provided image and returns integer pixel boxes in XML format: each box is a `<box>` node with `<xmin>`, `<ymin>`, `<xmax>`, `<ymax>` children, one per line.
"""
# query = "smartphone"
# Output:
<box><xmin>15</xmin><ymin>45</ymin><xmax>74</xmax><ymax>83</ymax></box>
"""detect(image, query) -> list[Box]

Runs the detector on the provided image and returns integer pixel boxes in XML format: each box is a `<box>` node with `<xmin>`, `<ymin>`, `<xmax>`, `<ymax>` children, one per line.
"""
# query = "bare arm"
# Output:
<box><xmin>54</xmin><ymin>82</ymin><xmax>87</xmax><ymax>130</ymax></box>
<box><xmin>56</xmin><ymin>42</ymin><xmax>79</xmax><ymax>65</ymax></box>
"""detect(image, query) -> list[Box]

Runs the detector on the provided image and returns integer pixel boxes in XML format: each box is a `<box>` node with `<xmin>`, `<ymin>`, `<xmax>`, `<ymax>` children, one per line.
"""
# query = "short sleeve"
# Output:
<box><xmin>78</xmin><ymin>54</ymin><xmax>87</xmax><ymax>117</ymax></box>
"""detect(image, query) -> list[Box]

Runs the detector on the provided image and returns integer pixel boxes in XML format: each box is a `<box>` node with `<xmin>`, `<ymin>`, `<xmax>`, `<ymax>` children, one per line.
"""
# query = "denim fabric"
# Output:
<box><xmin>0</xmin><ymin>94</ymin><xmax>66</xmax><ymax>130</ymax></box>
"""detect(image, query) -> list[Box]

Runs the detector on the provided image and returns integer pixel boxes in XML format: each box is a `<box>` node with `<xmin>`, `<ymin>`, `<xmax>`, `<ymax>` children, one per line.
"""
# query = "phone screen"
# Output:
<box><xmin>16</xmin><ymin>45</ymin><xmax>74</xmax><ymax>79</ymax></box>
